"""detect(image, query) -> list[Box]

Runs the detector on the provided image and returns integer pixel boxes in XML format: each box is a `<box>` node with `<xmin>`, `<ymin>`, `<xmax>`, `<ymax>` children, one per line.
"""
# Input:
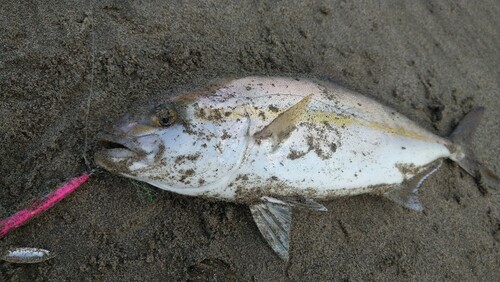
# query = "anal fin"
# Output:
<box><xmin>384</xmin><ymin>160</ymin><xmax>443</xmax><ymax>211</ymax></box>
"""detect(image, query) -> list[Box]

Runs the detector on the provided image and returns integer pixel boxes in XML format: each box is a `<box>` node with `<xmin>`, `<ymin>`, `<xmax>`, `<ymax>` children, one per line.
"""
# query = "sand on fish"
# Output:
<box><xmin>1</xmin><ymin>1</ymin><xmax>499</xmax><ymax>280</ymax></box>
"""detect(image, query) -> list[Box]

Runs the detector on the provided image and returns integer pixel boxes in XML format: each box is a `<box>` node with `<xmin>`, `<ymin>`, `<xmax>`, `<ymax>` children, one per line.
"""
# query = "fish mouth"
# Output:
<box><xmin>94</xmin><ymin>135</ymin><xmax>144</xmax><ymax>173</ymax></box>
<box><xmin>98</xmin><ymin>134</ymin><xmax>148</xmax><ymax>156</ymax></box>
<box><xmin>94</xmin><ymin>134</ymin><xmax>149</xmax><ymax>171</ymax></box>
<box><xmin>95</xmin><ymin>131</ymin><xmax>163</xmax><ymax>174</ymax></box>
<box><xmin>100</xmin><ymin>140</ymin><xmax>129</xmax><ymax>150</ymax></box>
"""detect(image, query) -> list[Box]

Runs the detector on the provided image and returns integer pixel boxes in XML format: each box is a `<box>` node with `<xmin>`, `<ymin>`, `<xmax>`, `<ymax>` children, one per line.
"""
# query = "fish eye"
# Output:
<box><xmin>152</xmin><ymin>104</ymin><xmax>178</xmax><ymax>127</ymax></box>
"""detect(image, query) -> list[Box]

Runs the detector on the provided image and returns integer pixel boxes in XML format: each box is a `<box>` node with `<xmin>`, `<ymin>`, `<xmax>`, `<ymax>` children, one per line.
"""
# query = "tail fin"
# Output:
<box><xmin>449</xmin><ymin>107</ymin><xmax>500</xmax><ymax>189</ymax></box>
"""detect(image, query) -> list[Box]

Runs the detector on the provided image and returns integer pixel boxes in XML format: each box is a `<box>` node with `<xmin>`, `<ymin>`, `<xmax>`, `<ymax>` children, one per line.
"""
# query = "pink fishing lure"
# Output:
<box><xmin>0</xmin><ymin>172</ymin><xmax>90</xmax><ymax>239</ymax></box>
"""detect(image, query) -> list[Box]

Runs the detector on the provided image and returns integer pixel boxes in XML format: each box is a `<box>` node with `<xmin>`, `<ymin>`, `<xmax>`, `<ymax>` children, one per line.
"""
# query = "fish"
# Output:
<box><xmin>1</xmin><ymin>247</ymin><xmax>55</xmax><ymax>263</ymax></box>
<box><xmin>95</xmin><ymin>76</ymin><xmax>500</xmax><ymax>260</ymax></box>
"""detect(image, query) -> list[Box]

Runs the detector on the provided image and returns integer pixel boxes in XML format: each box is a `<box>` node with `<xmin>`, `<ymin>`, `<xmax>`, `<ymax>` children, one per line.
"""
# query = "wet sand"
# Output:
<box><xmin>1</xmin><ymin>1</ymin><xmax>499</xmax><ymax>280</ymax></box>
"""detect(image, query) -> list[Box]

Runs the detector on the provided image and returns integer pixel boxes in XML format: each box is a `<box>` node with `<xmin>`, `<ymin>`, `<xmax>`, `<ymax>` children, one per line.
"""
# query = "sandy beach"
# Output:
<box><xmin>1</xmin><ymin>1</ymin><xmax>499</xmax><ymax>280</ymax></box>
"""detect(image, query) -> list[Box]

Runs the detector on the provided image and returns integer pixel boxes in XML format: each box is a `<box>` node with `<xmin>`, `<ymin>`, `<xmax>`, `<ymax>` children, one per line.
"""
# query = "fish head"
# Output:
<box><xmin>95</xmin><ymin>97</ymin><xmax>251</xmax><ymax>194</ymax></box>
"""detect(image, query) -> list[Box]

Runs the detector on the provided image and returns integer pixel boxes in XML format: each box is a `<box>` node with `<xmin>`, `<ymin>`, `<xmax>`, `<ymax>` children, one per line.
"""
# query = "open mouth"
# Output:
<box><xmin>98</xmin><ymin>134</ymin><xmax>147</xmax><ymax>156</ymax></box>
<box><xmin>99</xmin><ymin>140</ymin><xmax>130</xmax><ymax>150</ymax></box>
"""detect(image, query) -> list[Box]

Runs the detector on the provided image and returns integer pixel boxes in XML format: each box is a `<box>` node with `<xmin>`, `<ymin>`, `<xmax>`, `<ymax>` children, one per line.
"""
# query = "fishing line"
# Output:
<box><xmin>83</xmin><ymin>0</ymin><xmax>96</xmax><ymax>169</ymax></box>
<box><xmin>0</xmin><ymin>0</ymin><xmax>97</xmax><ymax>244</ymax></box>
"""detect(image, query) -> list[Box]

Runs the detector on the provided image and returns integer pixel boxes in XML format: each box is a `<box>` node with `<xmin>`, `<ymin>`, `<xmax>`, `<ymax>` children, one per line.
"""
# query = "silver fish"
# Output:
<box><xmin>1</xmin><ymin>247</ymin><xmax>55</xmax><ymax>263</ymax></box>
<box><xmin>95</xmin><ymin>76</ymin><xmax>499</xmax><ymax>260</ymax></box>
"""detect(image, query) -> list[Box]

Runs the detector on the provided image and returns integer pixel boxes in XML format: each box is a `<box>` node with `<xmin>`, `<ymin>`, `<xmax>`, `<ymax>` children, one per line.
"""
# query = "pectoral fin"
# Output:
<box><xmin>384</xmin><ymin>160</ymin><xmax>443</xmax><ymax>211</ymax></box>
<box><xmin>250</xmin><ymin>197</ymin><xmax>292</xmax><ymax>260</ymax></box>
<box><xmin>254</xmin><ymin>94</ymin><xmax>313</xmax><ymax>146</ymax></box>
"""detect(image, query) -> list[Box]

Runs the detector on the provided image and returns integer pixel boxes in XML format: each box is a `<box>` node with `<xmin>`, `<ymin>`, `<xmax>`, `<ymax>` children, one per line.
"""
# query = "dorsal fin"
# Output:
<box><xmin>253</xmin><ymin>94</ymin><xmax>313</xmax><ymax>146</ymax></box>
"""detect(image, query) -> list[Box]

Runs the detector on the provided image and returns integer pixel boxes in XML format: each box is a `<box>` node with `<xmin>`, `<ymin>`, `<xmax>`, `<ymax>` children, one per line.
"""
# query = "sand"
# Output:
<box><xmin>1</xmin><ymin>1</ymin><xmax>499</xmax><ymax>280</ymax></box>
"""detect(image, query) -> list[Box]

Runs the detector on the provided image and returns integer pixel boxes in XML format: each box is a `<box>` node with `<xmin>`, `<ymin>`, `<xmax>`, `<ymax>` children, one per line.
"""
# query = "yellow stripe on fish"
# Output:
<box><xmin>200</xmin><ymin>106</ymin><xmax>431</xmax><ymax>142</ymax></box>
